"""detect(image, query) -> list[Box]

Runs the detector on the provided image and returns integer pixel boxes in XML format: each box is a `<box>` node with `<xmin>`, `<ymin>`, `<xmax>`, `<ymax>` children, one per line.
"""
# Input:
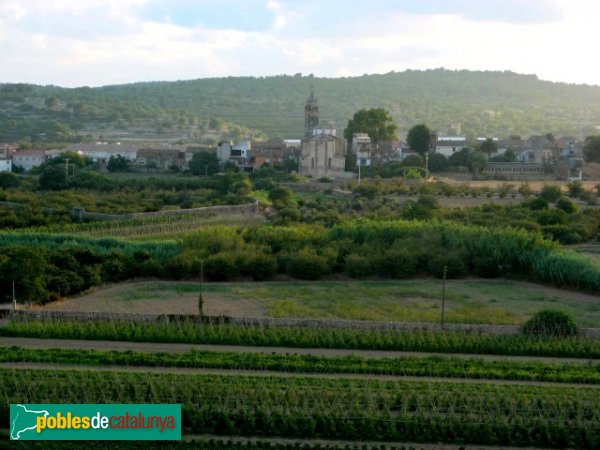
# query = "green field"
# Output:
<box><xmin>42</xmin><ymin>279</ymin><xmax>600</xmax><ymax>327</ymax></box>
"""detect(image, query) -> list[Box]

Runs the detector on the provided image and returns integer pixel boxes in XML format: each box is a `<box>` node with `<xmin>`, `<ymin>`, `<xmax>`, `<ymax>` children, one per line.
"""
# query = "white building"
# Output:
<box><xmin>0</xmin><ymin>159</ymin><xmax>12</xmax><ymax>172</ymax></box>
<box><xmin>435</xmin><ymin>136</ymin><xmax>467</xmax><ymax>157</ymax></box>
<box><xmin>12</xmin><ymin>150</ymin><xmax>47</xmax><ymax>171</ymax></box>
<box><xmin>352</xmin><ymin>133</ymin><xmax>372</xmax><ymax>167</ymax></box>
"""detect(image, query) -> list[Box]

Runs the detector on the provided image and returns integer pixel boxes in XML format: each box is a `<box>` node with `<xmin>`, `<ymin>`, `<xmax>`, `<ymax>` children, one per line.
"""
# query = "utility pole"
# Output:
<box><xmin>12</xmin><ymin>281</ymin><xmax>16</xmax><ymax>311</ymax></box>
<box><xmin>357</xmin><ymin>158</ymin><xmax>361</xmax><ymax>185</ymax></box>
<box><xmin>441</xmin><ymin>265</ymin><xmax>447</xmax><ymax>328</ymax></box>
<box><xmin>425</xmin><ymin>153</ymin><xmax>429</xmax><ymax>181</ymax></box>
<box><xmin>65</xmin><ymin>158</ymin><xmax>70</xmax><ymax>179</ymax></box>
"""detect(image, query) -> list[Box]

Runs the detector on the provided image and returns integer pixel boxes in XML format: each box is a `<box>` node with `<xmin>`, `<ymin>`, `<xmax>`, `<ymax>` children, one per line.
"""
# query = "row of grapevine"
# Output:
<box><xmin>3</xmin><ymin>317</ymin><xmax>600</xmax><ymax>358</ymax></box>
<box><xmin>1</xmin><ymin>369</ymin><xmax>598</xmax><ymax>448</ymax></box>
<box><xmin>1</xmin><ymin>346</ymin><xmax>599</xmax><ymax>384</ymax></box>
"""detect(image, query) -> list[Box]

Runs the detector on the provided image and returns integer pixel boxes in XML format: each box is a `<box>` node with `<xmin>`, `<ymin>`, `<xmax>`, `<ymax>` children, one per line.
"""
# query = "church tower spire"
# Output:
<box><xmin>304</xmin><ymin>86</ymin><xmax>319</xmax><ymax>137</ymax></box>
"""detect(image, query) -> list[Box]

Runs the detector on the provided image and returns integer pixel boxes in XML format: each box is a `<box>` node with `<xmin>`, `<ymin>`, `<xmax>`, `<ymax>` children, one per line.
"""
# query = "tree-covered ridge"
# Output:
<box><xmin>3</xmin><ymin>69</ymin><xmax>600</xmax><ymax>142</ymax></box>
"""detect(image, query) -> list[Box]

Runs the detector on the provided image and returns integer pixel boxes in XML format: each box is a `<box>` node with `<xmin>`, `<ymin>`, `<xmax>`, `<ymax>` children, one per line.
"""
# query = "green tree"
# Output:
<box><xmin>106</xmin><ymin>154</ymin><xmax>130</xmax><ymax>172</ymax></box>
<box><xmin>39</xmin><ymin>165</ymin><xmax>70</xmax><ymax>190</ymax></box>
<box><xmin>0</xmin><ymin>172</ymin><xmax>20</xmax><ymax>189</ymax></box>
<box><xmin>583</xmin><ymin>136</ymin><xmax>600</xmax><ymax>163</ymax></box>
<box><xmin>0</xmin><ymin>247</ymin><xmax>49</xmax><ymax>305</ymax></box>
<box><xmin>406</xmin><ymin>124</ymin><xmax>432</xmax><ymax>156</ymax></box>
<box><xmin>479</xmin><ymin>138</ymin><xmax>498</xmax><ymax>160</ymax></box>
<box><xmin>426</xmin><ymin>153</ymin><xmax>449</xmax><ymax>172</ymax></box>
<box><xmin>343</xmin><ymin>108</ymin><xmax>398</xmax><ymax>145</ymax></box>
<box><xmin>189</xmin><ymin>151</ymin><xmax>220</xmax><ymax>176</ymax></box>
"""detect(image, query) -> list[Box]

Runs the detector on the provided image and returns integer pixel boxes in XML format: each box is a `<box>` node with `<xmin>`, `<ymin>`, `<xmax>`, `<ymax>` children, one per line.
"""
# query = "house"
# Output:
<box><xmin>1</xmin><ymin>144</ymin><xmax>15</xmax><ymax>172</ymax></box>
<box><xmin>0</xmin><ymin>158</ymin><xmax>11</xmax><ymax>173</ymax></box>
<box><xmin>352</xmin><ymin>133</ymin><xmax>372</xmax><ymax>167</ymax></box>
<box><xmin>217</xmin><ymin>140</ymin><xmax>254</xmax><ymax>171</ymax></box>
<box><xmin>135</xmin><ymin>148</ymin><xmax>186</xmax><ymax>171</ymax></box>
<box><xmin>65</xmin><ymin>143</ymin><xmax>138</xmax><ymax>163</ymax></box>
<box><xmin>298</xmin><ymin>89</ymin><xmax>346</xmax><ymax>177</ymax></box>
<box><xmin>434</xmin><ymin>136</ymin><xmax>467</xmax><ymax>157</ymax></box>
<box><xmin>12</xmin><ymin>150</ymin><xmax>47</xmax><ymax>171</ymax></box>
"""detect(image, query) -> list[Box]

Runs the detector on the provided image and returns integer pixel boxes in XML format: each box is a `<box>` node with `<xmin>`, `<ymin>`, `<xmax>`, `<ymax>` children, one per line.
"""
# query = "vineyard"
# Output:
<box><xmin>16</xmin><ymin>203</ymin><xmax>262</xmax><ymax>240</ymax></box>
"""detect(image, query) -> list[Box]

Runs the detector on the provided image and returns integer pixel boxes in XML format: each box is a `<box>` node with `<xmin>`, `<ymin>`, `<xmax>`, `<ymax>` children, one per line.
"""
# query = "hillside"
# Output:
<box><xmin>2</xmin><ymin>69</ymin><xmax>600</xmax><ymax>143</ymax></box>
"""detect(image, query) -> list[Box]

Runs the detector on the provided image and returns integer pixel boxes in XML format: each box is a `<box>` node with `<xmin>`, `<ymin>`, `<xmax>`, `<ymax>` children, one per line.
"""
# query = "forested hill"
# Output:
<box><xmin>3</xmin><ymin>69</ymin><xmax>600</xmax><ymax>143</ymax></box>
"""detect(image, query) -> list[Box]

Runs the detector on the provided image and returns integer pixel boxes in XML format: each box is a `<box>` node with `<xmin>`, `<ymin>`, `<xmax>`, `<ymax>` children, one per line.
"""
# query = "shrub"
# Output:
<box><xmin>539</xmin><ymin>185</ymin><xmax>562</xmax><ymax>202</ymax></box>
<box><xmin>567</xmin><ymin>180</ymin><xmax>585</xmax><ymax>198</ymax></box>
<box><xmin>426</xmin><ymin>251</ymin><xmax>468</xmax><ymax>278</ymax></box>
<box><xmin>286</xmin><ymin>248</ymin><xmax>329</xmax><ymax>280</ymax></box>
<box><xmin>522</xmin><ymin>309</ymin><xmax>578</xmax><ymax>337</ymax></box>
<box><xmin>344</xmin><ymin>254</ymin><xmax>373</xmax><ymax>278</ymax></box>
<box><xmin>205</xmin><ymin>253</ymin><xmax>237</xmax><ymax>281</ymax></box>
<box><xmin>374</xmin><ymin>249</ymin><xmax>418</xmax><ymax>278</ymax></box>
<box><xmin>240</xmin><ymin>253</ymin><xmax>277</xmax><ymax>281</ymax></box>
<box><xmin>523</xmin><ymin>197</ymin><xmax>549</xmax><ymax>210</ymax></box>
<box><xmin>0</xmin><ymin>172</ymin><xmax>20</xmax><ymax>189</ymax></box>
<box><xmin>555</xmin><ymin>197</ymin><xmax>578</xmax><ymax>213</ymax></box>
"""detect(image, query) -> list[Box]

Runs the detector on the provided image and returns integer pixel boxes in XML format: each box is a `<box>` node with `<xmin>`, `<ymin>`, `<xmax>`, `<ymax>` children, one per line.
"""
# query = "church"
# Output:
<box><xmin>298</xmin><ymin>89</ymin><xmax>347</xmax><ymax>177</ymax></box>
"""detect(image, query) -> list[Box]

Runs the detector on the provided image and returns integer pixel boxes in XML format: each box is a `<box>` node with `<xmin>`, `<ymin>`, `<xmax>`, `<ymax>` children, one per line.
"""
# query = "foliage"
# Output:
<box><xmin>3</xmin><ymin>367</ymin><xmax>599</xmax><ymax>447</ymax></box>
<box><xmin>284</xmin><ymin>247</ymin><xmax>329</xmax><ymax>280</ymax></box>
<box><xmin>0</xmin><ymin>172</ymin><xmax>20</xmax><ymax>189</ymax></box>
<box><xmin>343</xmin><ymin>108</ymin><xmax>398</xmax><ymax>144</ymax></box>
<box><xmin>479</xmin><ymin>138</ymin><xmax>497</xmax><ymax>159</ymax></box>
<box><xmin>426</xmin><ymin>152</ymin><xmax>449</xmax><ymax>172</ymax></box>
<box><xmin>106</xmin><ymin>154</ymin><xmax>130</xmax><ymax>172</ymax></box>
<box><xmin>3</xmin><ymin>316</ymin><xmax>600</xmax><ymax>358</ymax></box>
<box><xmin>539</xmin><ymin>185</ymin><xmax>563</xmax><ymax>202</ymax></box>
<box><xmin>583</xmin><ymin>135</ymin><xmax>600</xmax><ymax>163</ymax></box>
<box><xmin>3</xmin><ymin>346</ymin><xmax>600</xmax><ymax>384</ymax></box>
<box><xmin>189</xmin><ymin>151</ymin><xmax>220</xmax><ymax>176</ymax></box>
<box><xmin>406</xmin><ymin>124</ymin><xmax>431</xmax><ymax>156</ymax></box>
<box><xmin>555</xmin><ymin>197</ymin><xmax>578</xmax><ymax>214</ymax></box>
<box><xmin>523</xmin><ymin>309</ymin><xmax>578</xmax><ymax>337</ymax></box>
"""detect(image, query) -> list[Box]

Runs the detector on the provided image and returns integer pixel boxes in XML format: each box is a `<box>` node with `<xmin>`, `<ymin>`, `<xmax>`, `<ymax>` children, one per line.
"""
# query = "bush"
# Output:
<box><xmin>426</xmin><ymin>251</ymin><xmax>468</xmax><ymax>278</ymax></box>
<box><xmin>374</xmin><ymin>250</ymin><xmax>418</xmax><ymax>278</ymax></box>
<box><xmin>286</xmin><ymin>248</ymin><xmax>329</xmax><ymax>280</ymax></box>
<box><xmin>522</xmin><ymin>309</ymin><xmax>578</xmax><ymax>337</ymax></box>
<box><xmin>539</xmin><ymin>185</ymin><xmax>562</xmax><ymax>202</ymax></box>
<box><xmin>344</xmin><ymin>254</ymin><xmax>373</xmax><ymax>278</ymax></box>
<box><xmin>205</xmin><ymin>253</ymin><xmax>237</xmax><ymax>281</ymax></box>
<box><xmin>240</xmin><ymin>253</ymin><xmax>277</xmax><ymax>281</ymax></box>
<box><xmin>555</xmin><ymin>197</ymin><xmax>578</xmax><ymax>213</ymax></box>
<box><xmin>0</xmin><ymin>172</ymin><xmax>20</xmax><ymax>189</ymax></box>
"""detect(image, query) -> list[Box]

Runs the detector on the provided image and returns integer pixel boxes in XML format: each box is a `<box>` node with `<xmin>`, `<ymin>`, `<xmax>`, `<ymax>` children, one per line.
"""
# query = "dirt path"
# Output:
<box><xmin>2</xmin><ymin>361</ymin><xmax>598</xmax><ymax>388</ymax></box>
<box><xmin>1</xmin><ymin>337</ymin><xmax>598</xmax><ymax>365</ymax></box>
<box><xmin>184</xmin><ymin>433</ymin><xmax>556</xmax><ymax>450</ymax></box>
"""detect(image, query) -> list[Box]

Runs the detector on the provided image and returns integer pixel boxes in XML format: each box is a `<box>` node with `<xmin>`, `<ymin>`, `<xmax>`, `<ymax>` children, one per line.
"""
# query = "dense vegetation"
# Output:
<box><xmin>2</xmin><ymin>369</ymin><xmax>598</xmax><ymax>448</ymax></box>
<box><xmin>3</xmin><ymin>69</ymin><xmax>600</xmax><ymax>142</ymax></box>
<box><xmin>2</xmin><ymin>216</ymin><xmax>600</xmax><ymax>303</ymax></box>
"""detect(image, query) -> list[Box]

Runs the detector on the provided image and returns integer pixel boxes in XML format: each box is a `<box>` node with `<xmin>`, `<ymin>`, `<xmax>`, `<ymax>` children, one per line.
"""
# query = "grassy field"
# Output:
<box><xmin>37</xmin><ymin>279</ymin><xmax>600</xmax><ymax>326</ymax></box>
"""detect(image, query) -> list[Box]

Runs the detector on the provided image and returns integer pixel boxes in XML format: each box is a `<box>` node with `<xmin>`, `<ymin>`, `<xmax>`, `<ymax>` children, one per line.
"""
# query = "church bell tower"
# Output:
<box><xmin>304</xmin><ymin>88</ymin><xmax>319</xmax><ymax>137</ymax></box>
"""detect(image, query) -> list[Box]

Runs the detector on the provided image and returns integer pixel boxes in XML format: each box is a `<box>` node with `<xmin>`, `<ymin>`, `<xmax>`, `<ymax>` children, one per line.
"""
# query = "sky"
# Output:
<box><xmin>0</xmin><ymin>0</ymin><xmax>599</xmax><ymax>87</ymax></box>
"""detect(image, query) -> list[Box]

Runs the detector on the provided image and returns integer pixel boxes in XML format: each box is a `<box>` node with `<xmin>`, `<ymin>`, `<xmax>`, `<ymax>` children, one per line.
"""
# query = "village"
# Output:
<box><xmin>0</xmin><ymin>89</ymin><xmax>596</xmax><ymax>182</ymax></box>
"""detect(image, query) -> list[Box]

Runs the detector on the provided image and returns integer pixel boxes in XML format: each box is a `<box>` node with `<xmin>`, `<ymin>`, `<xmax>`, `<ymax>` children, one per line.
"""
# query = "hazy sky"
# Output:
<box><xmin>1</xmin><ymin>0</ymin><xmax>599</xmax><ymax>87</ymax></box>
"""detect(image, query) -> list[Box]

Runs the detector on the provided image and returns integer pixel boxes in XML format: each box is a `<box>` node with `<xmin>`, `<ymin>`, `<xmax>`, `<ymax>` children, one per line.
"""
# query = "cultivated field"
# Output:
<box><xmin>36</xmin><ymin>279</ymin><xmax>600</xmax><ymax>327</ymax></box>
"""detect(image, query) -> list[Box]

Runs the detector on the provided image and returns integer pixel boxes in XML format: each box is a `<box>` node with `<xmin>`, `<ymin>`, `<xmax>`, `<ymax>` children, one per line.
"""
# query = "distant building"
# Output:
<box><xmin>12</xmin><ymin>150</ymin><xmax>47</xmax><ymax>171</ymax></box>
<box><xmin>65</xmin><ymin>143</ymin><xmax>138</xmax><ymax>163</ymax></box>
<box><xmin>1</xmin><ymin>144</ymin><xmax>15</xmax><ymax>172</ymax></box>
<box><xmin>304</xmin><ymin>89</ymin><xmax>319</xmax><ymax>138</ymax></box>
<box><xmin>217</xmin><ymin>140</ymin><xmax>253</xmax><ymax>171</ymax></box>
<box><xmin>435</xmin><ymin>136</ymin><xmax>467</xmax><ymax>157</ymax></box>
<box><xmin>135</xmin><ymin>148</ymin><xmax>186</xmax><ymax>171</ymax></box>
<box><xmin>0</xmin><ymin>158</ymin><xmax>11</xmax><ymax>173</ymax></box>
<box><xmin>352</xmin><ymin>133</ymin><xmax>372</xmax><ymax>167</ymax></box>
<box><xmin>299</xmin><ymin>89</ymin><xmax>346</xmax><ymax>177</ymax></box>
